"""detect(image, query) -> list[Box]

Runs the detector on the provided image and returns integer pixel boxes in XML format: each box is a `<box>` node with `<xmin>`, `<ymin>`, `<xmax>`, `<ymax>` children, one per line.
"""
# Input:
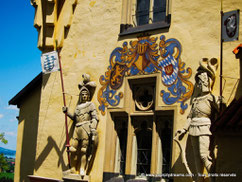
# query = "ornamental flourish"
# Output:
<box><xmin>98</xmin><ymin>35</ymin><xmax>194</xmax><ymax>115</ymax></box>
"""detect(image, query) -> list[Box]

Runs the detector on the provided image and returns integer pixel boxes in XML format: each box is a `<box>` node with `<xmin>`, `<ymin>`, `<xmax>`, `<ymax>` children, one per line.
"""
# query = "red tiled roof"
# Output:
<box><xmin>211</xmin><ymin>96</ymin><xmax>242</xmax><ymax>132</ymax></box>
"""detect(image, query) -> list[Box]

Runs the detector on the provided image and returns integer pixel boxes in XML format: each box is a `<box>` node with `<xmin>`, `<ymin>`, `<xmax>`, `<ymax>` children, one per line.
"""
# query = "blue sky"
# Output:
<box><xmin>0</xmin><ymin>0</ymin><xmax>41</xmax><ymax>150</ymax></box>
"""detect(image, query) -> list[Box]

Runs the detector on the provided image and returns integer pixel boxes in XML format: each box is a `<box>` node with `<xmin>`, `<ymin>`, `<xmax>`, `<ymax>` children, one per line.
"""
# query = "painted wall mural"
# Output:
<box><xmin>97</xmin><ymin>35</ymin><xmax>194</xmax><ymax>115</ymax></box>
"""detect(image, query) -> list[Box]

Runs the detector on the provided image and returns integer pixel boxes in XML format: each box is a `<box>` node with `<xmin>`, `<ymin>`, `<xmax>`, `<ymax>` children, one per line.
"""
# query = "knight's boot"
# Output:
<box><xmin>69</xmin><ymin>146</ymin><xmax>77</xmax><ymax>152</ymax></box>
<box><xmin>80</xmin><ymin>168</ymin><xmax>85</xmax><ymax>177</ymax></box>
<box><xmin>63</xmin><ymin>167</ymin><xmax>76</xmax><ymax>175</ymax></box>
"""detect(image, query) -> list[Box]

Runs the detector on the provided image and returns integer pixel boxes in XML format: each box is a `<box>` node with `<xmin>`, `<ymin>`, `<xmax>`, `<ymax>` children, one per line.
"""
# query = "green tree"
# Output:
<box><xmin>0</xmin><ymin>133</ymin><xmax>8</xmax><ymax>144</ymax></box>
<box><xmin>0</xmin><ymin>154</ymin><xmax>9</xmax><ymax>172</ymax></box>
<box><xmin>0</xmin><ymin>132</ymin><xmax>9</xmax><ymax>172</ymax></box>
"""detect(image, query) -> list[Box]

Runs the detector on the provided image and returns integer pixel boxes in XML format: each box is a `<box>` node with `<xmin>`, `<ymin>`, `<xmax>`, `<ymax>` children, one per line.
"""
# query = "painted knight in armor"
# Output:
<box><xmin>63</xmin><ymin>74</ymin><xmax>98</xmax><ymax>177</ymax></box>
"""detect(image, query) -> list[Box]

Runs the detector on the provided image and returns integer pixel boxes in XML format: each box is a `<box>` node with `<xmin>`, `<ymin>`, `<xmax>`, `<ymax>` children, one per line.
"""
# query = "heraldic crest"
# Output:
<box><xmin>98</xmin><ymin>35</ymin><xmax>194</xmax><ymax>115</ymax></box>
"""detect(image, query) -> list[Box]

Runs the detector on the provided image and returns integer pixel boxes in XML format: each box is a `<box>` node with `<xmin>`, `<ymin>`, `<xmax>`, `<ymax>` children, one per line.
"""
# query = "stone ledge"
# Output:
<box><xmin>28</xmin><ymin>175</ymin><xmax>63</xmax><ymax>182</ymax></box>
<box><xmin>62</xmin><ymin>174</ymin><xmax>89</xmax><ymax>182</ymax></box>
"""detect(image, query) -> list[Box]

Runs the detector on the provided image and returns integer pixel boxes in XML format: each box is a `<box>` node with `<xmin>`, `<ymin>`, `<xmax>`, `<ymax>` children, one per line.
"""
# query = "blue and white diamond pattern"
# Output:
<box><xmin>41</xmin><ymin>51</ymin><xmax>60</xmax><ymax>74</ymax></box>
<box><xmin>158</xmin><ymin>55</ymin><xmax>178</xmax><ymax>86</ymax></box>
<box><xmin>44</xmin><ymin>55</ymin><xmax>55</xmax><ymax>71</ymax></box>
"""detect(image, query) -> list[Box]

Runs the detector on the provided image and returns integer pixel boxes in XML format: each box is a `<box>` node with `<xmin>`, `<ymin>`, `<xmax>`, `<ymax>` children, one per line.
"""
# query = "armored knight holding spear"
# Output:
<box><xmin>63</xmin><ymin>74</ymin><xmax>99</xmax><ymax>177</ymax></box>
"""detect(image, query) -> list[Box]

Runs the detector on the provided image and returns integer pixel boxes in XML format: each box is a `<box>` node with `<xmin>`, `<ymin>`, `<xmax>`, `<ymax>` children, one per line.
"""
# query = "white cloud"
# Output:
<box><xmin>5</xmin><ymin>105</ymin><xmax>19</xmax><ymax>111</ymax></box>
<box><xmin>9</xmin><ymin>118</ymin><xmax>17</xmax><ymax>122</ymax></box>
<box><xmin>0</xmin><ymin>114</ymin><xmax>3</xmax><ymax>119</ymax></box>
<box><xmin>5</xmin><ymin>132</ymin><xmax>17</xmax><ymax>137</ymax></box>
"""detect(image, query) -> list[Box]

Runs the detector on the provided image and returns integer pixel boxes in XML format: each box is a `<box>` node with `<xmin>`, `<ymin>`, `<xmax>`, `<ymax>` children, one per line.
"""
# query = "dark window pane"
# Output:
<box><xmin>115</xmin><ymin>117</ymin><xmax>128</xmax><ymax>175</ymax></box>
<box><xmin>153</xmin><ymin>0</ymin><xmax>166</xmax><ymax>22</ymax></box>
<box><xmin>136</xmin><ymin>0</ymin><xmax>150</xmax><ymax>26</ymax></box>
<box><xmin>136</xmin><ymin>121</ymin><xmax>152</xmax><ymax>175</ymax></box>
<box><xmin>156</xmin><ymin>114</ymin><xmax>174</xmax><ymax>176</ymax></box>
<box><xmin>119</xmin><ymin>122</ymin><xmax>127</xmax><ymax>175</ymax></box>
<box><xmin>160</xmin><ymin>121</ymin><xmax>172</xmax><ymax>173</ymax></box>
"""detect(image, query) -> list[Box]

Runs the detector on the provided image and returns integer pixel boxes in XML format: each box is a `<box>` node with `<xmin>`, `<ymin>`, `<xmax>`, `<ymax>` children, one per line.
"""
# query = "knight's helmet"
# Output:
<box><xmin>195</xmin><ymin>58</ymin><xmax>219</xmax><ymax>91</ymax></box>
<box><xmin>78</xmin><ymin>74</ymin><xmax>96</xmax><ymax>101</ymax></box>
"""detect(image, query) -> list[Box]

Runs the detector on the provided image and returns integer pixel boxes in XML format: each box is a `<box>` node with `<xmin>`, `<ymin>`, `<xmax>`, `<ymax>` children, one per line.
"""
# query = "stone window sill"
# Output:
<box><xmin>119</xmin><ymin>21</ymin><xmax>170</xmax><ymax>37</ymax></box>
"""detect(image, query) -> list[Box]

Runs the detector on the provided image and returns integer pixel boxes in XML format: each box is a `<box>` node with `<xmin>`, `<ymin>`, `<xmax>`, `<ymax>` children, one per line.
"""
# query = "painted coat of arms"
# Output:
<box><xmin>41</xmin><ymin>51</ymin><xmax>60</xmax><ymax>74</ymax></box>
<box><xmin>98</xmin><ymin>35</ymin><xmax>194</xmax><ymax>115</ymax></box>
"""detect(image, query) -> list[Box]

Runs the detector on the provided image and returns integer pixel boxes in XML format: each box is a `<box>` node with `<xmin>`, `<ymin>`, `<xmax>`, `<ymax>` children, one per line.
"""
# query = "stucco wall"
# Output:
<box><xmin>33</xmin><ymin>1</ymin><xmax>123</xmax><ymax>181</ymax></box>
<box><xmin>14</xmin><ymin>84</ymin><xmax>41</xmax><ymax>182</ymax></box>
<box><xmin>14</xmin><ymin>0</ymin><xmax>242</xmax><ymax>181</ymax></box>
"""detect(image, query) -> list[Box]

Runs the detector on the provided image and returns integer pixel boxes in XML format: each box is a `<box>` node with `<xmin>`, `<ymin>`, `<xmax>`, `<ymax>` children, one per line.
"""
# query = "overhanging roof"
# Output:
<box><xmin>8</xmin><ymin>73</ymin><xmax>42</xmax><ymax>107</ymax></box>
<box><xmin>211</xmin><ymin>96</ymin><xmax>242</xmax><ymax>132</ymax></box>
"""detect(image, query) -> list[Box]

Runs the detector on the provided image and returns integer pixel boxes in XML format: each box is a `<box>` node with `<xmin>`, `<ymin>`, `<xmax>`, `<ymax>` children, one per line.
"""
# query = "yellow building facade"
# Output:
<box><xmin>9</xmin><ymin>0</ymin><xmax>242</xmax><ymax>182</ymax></box>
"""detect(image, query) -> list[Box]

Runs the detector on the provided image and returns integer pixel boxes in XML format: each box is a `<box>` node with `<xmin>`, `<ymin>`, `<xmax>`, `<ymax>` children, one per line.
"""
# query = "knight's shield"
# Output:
<box><xmin>110</xmin><ymin>63</ymin><xmax>127</xmax><ymax>90</ymax></box>
<box><xmin>159</xmin><ymin>55</ymin><xmax>178</xmax><ymax>86</ymax></box>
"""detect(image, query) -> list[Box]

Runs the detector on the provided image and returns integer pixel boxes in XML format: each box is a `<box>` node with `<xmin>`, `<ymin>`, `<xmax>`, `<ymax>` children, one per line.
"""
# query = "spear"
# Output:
<box><xmin>55</xmin><ymin>40</ymin><xmax>71</xmax><ymax>168</ymax></box>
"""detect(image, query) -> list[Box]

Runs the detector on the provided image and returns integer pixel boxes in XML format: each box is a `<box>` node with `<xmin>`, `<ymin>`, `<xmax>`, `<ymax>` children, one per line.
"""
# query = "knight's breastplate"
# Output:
<box><xmin>191</xmin><ymin>96</ymin><xmax>212</xmax><ymax>118</ymax></box>
<box><xmin>75</xmin><ymin>103</ymin><xmax>92</xmax><ymax>124</ymax></box>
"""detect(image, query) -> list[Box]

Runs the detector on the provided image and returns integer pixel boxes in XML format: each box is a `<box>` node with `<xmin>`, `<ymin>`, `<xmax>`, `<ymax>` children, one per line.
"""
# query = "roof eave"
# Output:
<box><xmin>8</xmin><ymin>73</ymin><xmax>42</xmax><ymax>107</ymax></box>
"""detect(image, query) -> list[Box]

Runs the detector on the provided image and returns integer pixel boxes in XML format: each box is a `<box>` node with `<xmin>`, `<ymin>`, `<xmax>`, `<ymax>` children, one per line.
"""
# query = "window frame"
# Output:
<box><xmin>119</xmin><ymin>0</ymin><xmax>171</xmax><ymax>36</ymax></box>
<box><xmin>103</xmin><ymin>74</ymin><xmax>176</xmax><ymax>181</ymax></box>
<box><xmin>113</xmin><ymin>115</ymin><xmax>128</xmax><ymax>175</ymax></box>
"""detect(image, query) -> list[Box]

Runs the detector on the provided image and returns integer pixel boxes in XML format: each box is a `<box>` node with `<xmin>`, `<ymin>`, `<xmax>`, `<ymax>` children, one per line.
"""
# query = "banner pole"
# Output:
<box><xmin>220</xmin><ymin>1</ymin><xmax>223</xmax><ymax>111</ymax></box>
<box><xmin>56</xmin><ymin>41</ymin><xmax>71</xmax><ymax>168</ymax></box>
<box><xmin>220</xmin><ymin>11</ymin><xmax>223</xmax><ymax>97</ymax></box>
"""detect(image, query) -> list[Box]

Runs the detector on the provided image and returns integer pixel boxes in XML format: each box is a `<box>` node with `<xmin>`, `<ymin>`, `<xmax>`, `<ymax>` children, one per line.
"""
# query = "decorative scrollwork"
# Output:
<box><xmin>98</xmin><ymin>35</ymin><xmax>194</xmax><ymax>115</ymax></box>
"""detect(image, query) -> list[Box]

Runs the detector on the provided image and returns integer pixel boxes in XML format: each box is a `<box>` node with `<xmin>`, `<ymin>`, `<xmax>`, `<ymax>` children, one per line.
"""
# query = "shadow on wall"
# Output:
<box><xmin>34</xmin><ymin>74</ymin><xmax>74</xmax><ymax>172</ymax></box>
<box><xmin>18</xmin><ymin>73</ymin><xmax>71</xmax><ymax>182</ymax></box>
<box><xmin>34</xmin><ymin>136</ymin><xmax>69</xmax><ymax>171</ymax></box>
<box><xmin>171</xmin><ymin>135</ymin><xmax>197</xmax><ymax>182</ymax></box>
<box><xmin>19</xmin><ymin>84</ymin><xmax>41</xmax><ymax>182</ymax></box>
<box><xmin>215</xmin><ymin>135</ymin><xmax>242</xmax><ymax>182</ymax></box>
<box><xmin>235</xmin><ymin>53</ymin><xmax>242</xmax><ymax>99</ymax></box>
